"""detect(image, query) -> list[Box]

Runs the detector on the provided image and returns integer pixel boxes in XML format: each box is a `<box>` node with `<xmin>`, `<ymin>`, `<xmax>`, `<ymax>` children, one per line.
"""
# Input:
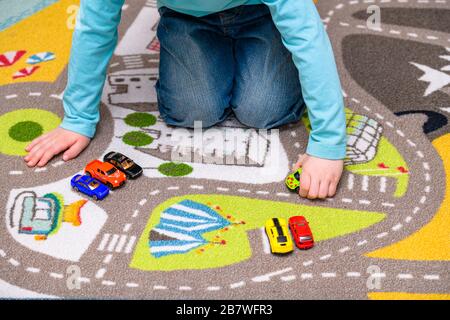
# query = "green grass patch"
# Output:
<box><xmin>124</xmin><ymin>112</ymin><xmax>156</xmax><ymax>127</ymax></box>
<box><xmin>122</xmin><ymin>131</ymin><xmax>153</xmax><ymax>147</ymax></box>
<box><xmin>130</xmin><ymin>195</ymin><xmax>385</xmax><ymax>271</ymax></box>
<box><xmin>158</xmin><ymin>162</ymin><xmax>193</xmax><ymax>177</ymax></box>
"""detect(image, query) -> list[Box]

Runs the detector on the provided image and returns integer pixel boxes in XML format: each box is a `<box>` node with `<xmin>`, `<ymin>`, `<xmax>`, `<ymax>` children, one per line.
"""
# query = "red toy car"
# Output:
<box><xmin>288</xmin><ymin>216</ymin><xmax>314</xmax><ymax>250</ymax></box>
<box><xmin>85</xmin><ymin>159</ymin><xmax>126</xmax><ymax>189</ymax></box>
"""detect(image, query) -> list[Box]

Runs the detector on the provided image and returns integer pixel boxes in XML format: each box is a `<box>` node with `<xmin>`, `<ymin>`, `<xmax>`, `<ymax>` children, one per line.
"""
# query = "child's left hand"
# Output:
<box><xmin>292</xmin><ymin>154</ymin><xmax>343</xmax><ymax>199</ymax></box>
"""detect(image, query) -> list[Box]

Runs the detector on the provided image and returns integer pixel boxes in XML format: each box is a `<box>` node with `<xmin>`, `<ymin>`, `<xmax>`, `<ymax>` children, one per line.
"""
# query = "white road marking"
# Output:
<box><xmin>321</xmin><ymin>273</ymin><xmax>337</xmax><ymax>278</ymax></box>
<box><xmin>132</xmin><ymin>210</ymin><xmax>139</xmax><ymax>218</ymax></box>
<box><xmin>26</xmin><ymin>267</ymin><xmax>40</xmax><ymax>273</ymax></box>
<box><xmin>382</xmin><ymin>202</ymin><xmax>395</xmax><ymax>207</ymax></box>
<box><xmin>397</xmin><ymin>274</ymin><xmax>413</xmax><ymax>279</ymax></box>
<box><xmin>190</xmin><ymin>185</ymin><xmax>204</xmax><ymax>190</ymax></box>
<box><xmin>405</xmin><ymin>216</ymin><xmax>412</xmax><ymax>223</ymax></box>
<box><xmin>179</xmin><ymin>286</ymin><xmax>192</xmax><ymax>291</ymax></box>
<box><xmin>375</xmin><ymin>113</ymin><xmax>384</xmax><ymax>120</ymax></box>
<box><xmin>420</xmin><ymin>196</ymin><xmax>427</xmax><ymax>204</ymax></box>
<box><xmin>372</xmin><ymin>273</ymin><xmax>386</xmax><ymax>278</ymax></box>
<box><xmin>342</xmin><ymin>198</ymin><xmax>353</xmax><ymax>203</ymax></box>
<box><xmin>103</xmin><ymin>254</ymin><xmax>113</xmax><ymax>264</ymax></box>
<box><xmin>351</xmin><ymin>98</ymin><xmax>360</xmax><ymax>103</ymax></box>
<box><xmin>261</xmin><ymin>228</ymin><xmax>270</xmax><ymax>254</ymax></box>
<box><xmin>51</xmin><ymin>160</ymin><xmax>64</xmax><ymax>167</ymax></box>
<box><xmin>422</xmin><ymin>162</ymin><xmax>430</xmax><ymax>170</ymax></box>
<box><xmin>102</xmin><ymin>280</ymin><xmax>116</xmax><ymax>286</ymax></box>
<box><xmin>406</xmin><ymin>139</ymin><xmax>416</xmax><ymax>147</ymax></box>
<box><xmin>252</xmin><ymin>268</ymin><xmax>293</xmax><ymax>282</ymax></box>
<box><xmin>216</xmin><ymin>187</ymin><xmax>229</xmax><ymax>192</ymax></box>
<box><xmin>303</xmin><ymin>260</ymin><xmax>313</xmax><ymax>266</ymax></box>
<box><xmin>0</xmin><ymin>249</ymin><xmax>6</xmax><ymax>257</ymax></box>
<box><xmin>150</xmin><ymin>190</ymin><xmax>159</xmax><ymax>196</ymax></box>
<box><xmin>139</xmin><ymin>199</ymin><xmax>147</xmax><ymax>206</ymax></box>
<box><xmin>34</xmin><ymin>167</ymin><xmax>47</xmax><ymax>172</ymax></box>
<box><xmin>207</xmin><ymin>286</ymin><xmax>221</xmax><ymax>291</ymax></box>
<box><xmin>230</xmin><ymin>281</ymin><xmax>245</xmax><ymax>289</ymax></box>
<box><xmin>424</xmin><ymin>274</ymin><xmax>440</xmax><ymax>280</ymax></box>
<box><xmin>320</xmin><ymin>254</ymin><xmax>332</xmax><ymax>261</ymax></box>
<box><xmin>425</xmin><ymin>173</ymin><xmax>431</xmax><ymax>181</ymax></box>
<box><xmin>413</xmin><ymin>207</ymin><xmax>420</xmax><ymax>214</ymax></box>
<box><xmin>237</xmin><ymin>189</ymin><xmax>250</xmax><ymax>193</ymax></box>
<box><xmin>385</xmin><ymin>121</ymin><xmax>394</xmax><ymax>128</ymax></box>
<box><xmin>126</xmin><ymin>282</ymin><xmax>139</xmax><ymax>288</ymax></box>
<box><xmin>376</xmin><ymin>232</ymin><xmax>388</xmax><ymax>239</ymax></box>
<box><xmin>340</xmin><ymin>22</ymin><xmax>350</xmax><ymax>27</ymax></box>
<box><xmin>167</xmin><ymin>186</ymin><xmax>179</xmax><ymax>190</ymax></box>
<box><xmin>153</xmin><ymin>285</ymin><xmax>168</xmax><ymax>290</ymax></box>
<box><xmin>363</xmin><ymin>105</ymin><xmax>371</xmax><ymax>112</ymax></box>
<box><xmin>276</xmin><ymin>192</ymin><xmax>290</xmax><ymax>197</ymax></box>
<box><xmin>124</xmin><ymin>236</ymin><xmax>137</xmax><ymax>254</ymax></box>
<box><xmin>347</xmin><ymin>174</ymin><xmax>354</xmax><ymax>190</ymax></box>
<box><xmin>5</xmin><ymin>94</ymin><xmax>18</xmax><ymax>99</ymax></box>
<box><xmin>115</xmin><ymin>235</ymin><xmax>128</xmax><ymax>253</ymax></box>
<box><xmin>396</xmin><ymin>130</ymin><xmax>405</xmax><ymax>137</ymax></box>
<box><xmin>339</xmin><ymin>246</ymin><xmax>350</xmax><ymax>253</ymax></box>
<box><xmin>361</xmin><ymin>176</ymin><xmax>369</xmax><ymax>192</ymax></box>
<box><xmin>281</xmin><ymin>275</ymin><xmax>296</xmax><ymax>282</ymax></box>
<box><xmin>8</xmin><ymin>258</ymin><xmax>20</xmax><ymax>267</ymax></box>
<box><xmin>123</xmin><ymin>223</ymin><xmax>132</xmax><ymax>233</ymax></box>
<box><xmin>9</xmin><ymin>171</ymin><xmax>23</xmax><ymax>175</ymax></box>
<box><xmin>49</xmin><ymin>272</ymin><xmax>63</xmax><ymax>279</ymax></box>
<box><xmin>416</xmin><ymin>151</ymin><xmax>424</xmax><ymax>158</ymax></box>
<box><xmin>424</xmin><ymin>186</ymin><xmax>431</xmax><ymax>193</ymax></box>
<box><xmin>357</xmin><ymin>240</ymin><xmax>368</xmax><ymax>246</ymax></box>
<box><xmin>79</xmin><ymin>277</ymin><xmax>90</xmax><ymax>283</ymax></box>
<box><xmin>300</xmin><ymin>273</ymin><xmax>313</xmax><ymax>279</ymax></box>
<box><xmin>107</xmin><ymin>234</ymin><xmax>120</xmax><ymax>252</ymax></box>
<box><xmin>29</xmin><ymin>92</ymin><xmax>42</xmax><ymax>96</ymax></box>
<box><xmin>256</xmin><ymin>190</ymin><xmax>269</xmax><ymax>195</ymax></box>
<box><xmin>346</xmin><ymin>272</ymin><xmax>361</xmax><ymax>277</ymax></box>
<box><xmin>407</xmin><ymin>33</ymin><xmax>418</xmax><ymax>38</ymax></box>
<box><xmin>392</xmin><ymin>223</ymin><xmax>403</xmax><ymax>231</ymax></box>
<box><xmin>95</xmin><ymin>268</ymin><xmax>107</xmax><ymax>279</ymax></box>
<box><xmin>389</xmin><ymin>30</ymin><xmax>401</xmax><ymax>35</ymax></box>
<box><xmin>359</xmin><ymin>200</ymin><xmax>371</xmax><ymax>205</ymax></box>
<box><xmin>379</xmin><ymin>177</ymin><xmax>387</xmax><ymax>193</ymax></box>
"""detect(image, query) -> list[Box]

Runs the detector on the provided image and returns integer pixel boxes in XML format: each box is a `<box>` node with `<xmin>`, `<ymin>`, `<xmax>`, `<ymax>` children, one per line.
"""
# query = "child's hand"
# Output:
<box><xmin>24</xmin><ymin>127</ymin><xmax>90</xmax><ymax>167</ymax></box>
<box><xmin>293</xmin><ymin>154</ymin><xmax>343</xmax><ymax>199</ymax></box>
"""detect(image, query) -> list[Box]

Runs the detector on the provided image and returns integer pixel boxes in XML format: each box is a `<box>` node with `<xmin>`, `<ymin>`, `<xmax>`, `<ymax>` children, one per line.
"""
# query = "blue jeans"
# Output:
<box><xmin>155</xmin><ymin>4</ymin><xmax>305</xmax><ymax>129</ymax></box>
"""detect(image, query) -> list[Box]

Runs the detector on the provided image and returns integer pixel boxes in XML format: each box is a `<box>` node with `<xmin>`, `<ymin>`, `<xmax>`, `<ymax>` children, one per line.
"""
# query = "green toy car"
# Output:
<box><xmin>285</xmin><ymin>168</ymin><xmax>302</xmax><ymax>192</ymax></box>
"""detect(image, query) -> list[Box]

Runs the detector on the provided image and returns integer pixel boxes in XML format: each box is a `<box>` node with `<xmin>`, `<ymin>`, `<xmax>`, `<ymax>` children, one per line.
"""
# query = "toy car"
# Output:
<box><xmin>103</xmin><ymin>151</ymin><xmax>143</xmax><ymax>179</ymax></box>
<box><xmin>285</xmin><ymin>168</ymin><xmax>301</xmax><ymax>192</ymax></box>
<box><xmin>71</xmin><ymin>174</ymin><xmax>109</xmax><ymax>200</ymax></box>
<box><xmin>288</xmin><ymin>216</ymin><xmax>314</xmax><ymax>250</ymax></box>
<box><xmin>265</xmin><ymin>218</ymin><xmax>294</xmax><ymax>254</ymax></box>
<box><xmin>85</xmin><ymin>159</ymin><xmax>126</xmax><ymax>189</ymax></box>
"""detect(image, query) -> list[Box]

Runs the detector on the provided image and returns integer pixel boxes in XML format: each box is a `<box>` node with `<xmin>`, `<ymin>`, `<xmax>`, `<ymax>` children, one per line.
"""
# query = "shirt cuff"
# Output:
<box><xmin>306</xmin><ymin>136</ymin><xmax>347</xmax><ymax>160</ymax></box>
<box><xmin>60</xmin><ymin>117</ymin><xmax>96</xmax><ymax>139</ymax></box>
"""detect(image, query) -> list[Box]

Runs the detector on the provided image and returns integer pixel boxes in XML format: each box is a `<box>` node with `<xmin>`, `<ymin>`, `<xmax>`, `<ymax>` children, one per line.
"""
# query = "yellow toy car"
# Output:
<box><xmin>265</xmin><ymin>218</ymin><xmax>294</xmax><ymax>254</ymax></box>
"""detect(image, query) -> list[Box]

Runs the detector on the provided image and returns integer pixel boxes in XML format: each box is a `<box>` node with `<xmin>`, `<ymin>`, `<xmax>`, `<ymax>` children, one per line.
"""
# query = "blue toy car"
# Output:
<box><xmin>71</xmin><ymin>174</ymin><xmax>109</xmax><ymax>200</ymax></box>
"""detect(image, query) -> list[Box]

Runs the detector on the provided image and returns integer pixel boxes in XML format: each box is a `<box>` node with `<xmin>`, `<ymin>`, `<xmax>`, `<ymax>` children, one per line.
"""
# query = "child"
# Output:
<box><xmin>25</xmin><ymin>0</ymin><xmax>346</xmax><ymax>199</ymax></box>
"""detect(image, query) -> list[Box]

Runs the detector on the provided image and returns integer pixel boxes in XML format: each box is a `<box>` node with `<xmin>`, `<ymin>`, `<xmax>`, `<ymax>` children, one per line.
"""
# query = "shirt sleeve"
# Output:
<box><xmin>261</xmin><ymin>0</ymin><xmax>347</xmax><ymax>160</ymax></box>
<box><xmin>61</xmin><ymin>0</ymin><xmax>125</xmax><ymax>138</ymax></box>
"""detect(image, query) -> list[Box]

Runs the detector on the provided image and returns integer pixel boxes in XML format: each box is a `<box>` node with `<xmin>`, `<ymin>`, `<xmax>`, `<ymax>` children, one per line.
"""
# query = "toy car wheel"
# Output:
<box><xmin>73</xmin><ymin>186</ymin><xmax>79</xmax><ymax>192</ymax></box>
<box><xmin>85</xmin><ymin>172</ymin><xmax>91</xmax><ymax>177</ymax></box>
<box><xmin>107</xmin><ymin>183</ymin><xmax>113</xmax><ymax>189</ymax></box>
<box><xmin>92</xmin><ymin>195</ymin><xmax>98</xmax><ymax>201</ymax></box>
<box><xmin>295</xmin><ymin>186</ymin><xmax>299</xmax><ymax>193</ymax></box>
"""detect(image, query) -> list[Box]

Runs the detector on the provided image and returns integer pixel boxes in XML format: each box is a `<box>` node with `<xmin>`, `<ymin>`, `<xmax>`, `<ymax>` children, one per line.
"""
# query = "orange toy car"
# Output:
<box><xmin>84</xmin><ymin>160</ymin><xmax>126</xmax><ymax>189</ymax></box>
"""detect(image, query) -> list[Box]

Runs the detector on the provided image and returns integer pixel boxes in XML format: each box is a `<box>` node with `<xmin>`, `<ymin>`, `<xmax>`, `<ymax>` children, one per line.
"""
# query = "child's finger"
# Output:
<box><xmin>25</xmin><ymin>133</ymin><xmax>49</xmax><ymax>152</ymax></box>
<box><xmin>318</xmin><ymin>180</ymin><xmax>329</xmax><ymax>199</ymax></box>
<box><xmin>299</xmin><ymin>172</ymin><xmax>311</xmax><ymax>198</ymax></box>
<box><xmin>25</xmin><ymin>138</ymin><xmax>48</xmax><ymax>161</ymax></box>
<box><xmin>37</xmin><ymin>150</ymin><xmax>55</xmax><ymax>167</ymax></box>
<box><xmin>328</xmin><ymin>182</ymin><xmax>337</xmax><ymax>197</ymax></box>
<box><xmin>26</xmin><ymin>145</ymin><xmax>47</xmax><ymax>167</ymax></box>
<box><xmin>63</xmin><ymin>140</ymin><xmax>86</xmax><ymax>161</ymax></box>
<box><xmin>307</xmin><ymin>177</ymin><xmax>320</xmax><ymax>199</ymax></box>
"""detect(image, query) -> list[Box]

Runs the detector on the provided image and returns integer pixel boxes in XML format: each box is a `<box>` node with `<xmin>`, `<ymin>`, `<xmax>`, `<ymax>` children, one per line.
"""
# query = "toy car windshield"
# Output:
<box><xmin>74</xmin><ymin>175</ymin><xmax>82</xmax><ymax>182</ymax></box>
<box><xmin>300</xmin><ymin>236</ymin><xmax>312</xmax><ymax>242</ymax></box>
<box><xmin>277</xmin><ymin>235</ymin><xmax>287</xmax><ymax>243</ymax></box>
<box><xmin>88</xmin><ymin>180</ymin><xmax>100</xmax><ymax>189</ymax></box>
<box><xmin>106</xmin><ymin>168</ymin><xmax>117</xmax><ymax>175</ymax></box>
<box><xmin>294</xmin><ymin>172</ymin><xmax>300</xmax><ymax>180</ymax></box>
<box><xmin>121</xmin><ymin>159</ymin><xmax>134</xmax><ymax>169</ymax></box>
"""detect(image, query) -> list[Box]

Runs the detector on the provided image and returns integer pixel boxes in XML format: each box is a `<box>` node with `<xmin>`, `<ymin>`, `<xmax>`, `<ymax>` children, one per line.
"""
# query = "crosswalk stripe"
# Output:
<box><xmin>115</xmin><ymin>235</ymin><xmax>128</xmax><ymax>253</ymax></box>
<box><xmin>97</xmin><ymin>233</ymin><xmax>111</xmax><ymax>251</ymax></box>
<box><xmin>107</xmin><ymin>234</ymin><xmax>120</xmax><ymax>252</ymax></box>
<box><xmin>379</xmin><ymin>177</ymin><xmax>387</xmax><ymax>193</ymax></box>
<box><xmin>125</xmin><ymin>236</ymin><xmax>137</xmax><ymax>254</ymax></box>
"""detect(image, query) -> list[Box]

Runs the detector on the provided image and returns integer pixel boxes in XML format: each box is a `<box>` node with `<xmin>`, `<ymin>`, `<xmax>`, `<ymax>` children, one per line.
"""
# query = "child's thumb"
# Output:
<box><xmin>292</xmin><ymin>154</ymin><xmax>306</xmax><ymax>171</ymax></box>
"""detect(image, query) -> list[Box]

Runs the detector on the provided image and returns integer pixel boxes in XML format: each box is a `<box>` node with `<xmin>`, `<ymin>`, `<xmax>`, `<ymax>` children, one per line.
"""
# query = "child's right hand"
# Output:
<box><xmin>24</xmin><ymin>127</ymin><xmax>91</xmax><ymax>167</ymax></box>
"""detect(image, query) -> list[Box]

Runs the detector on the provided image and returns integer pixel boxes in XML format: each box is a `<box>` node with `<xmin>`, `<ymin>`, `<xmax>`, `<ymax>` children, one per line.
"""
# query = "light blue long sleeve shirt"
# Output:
<box><xmin>62</xmin><ymin>0</ymin><xmax>347</xmax><ymax>160</ymax></box>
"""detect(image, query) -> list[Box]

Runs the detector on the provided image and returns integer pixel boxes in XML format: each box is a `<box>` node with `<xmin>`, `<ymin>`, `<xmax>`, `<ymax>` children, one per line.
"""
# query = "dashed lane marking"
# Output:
<box><xmin>252</xmin><ymin>268</ymin><xmax>293</xmax><ymax>282</ymax></box>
